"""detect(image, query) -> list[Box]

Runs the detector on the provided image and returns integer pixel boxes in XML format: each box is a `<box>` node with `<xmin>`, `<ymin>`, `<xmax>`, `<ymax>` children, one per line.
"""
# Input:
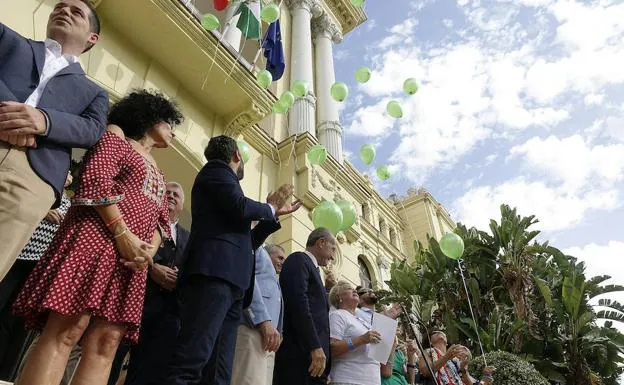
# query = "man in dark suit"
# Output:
<box><xmin>274</xmin><ymin>228</ymin><xmax>338</xmax><ymax>385</ymax></box>
<box><xmin>107</xmin><ymin>181</ymin><xmax>189</xmax><ymax>385</ymax></box>
<box><xmin>0</xmin><ymin>0</ymin><xmax>109</xmax><ymax>281</ymax></box>
<box><xmin>160</xmin><ymin>135</ymin><xmax>296</xmax><ymax>385</ymax></box>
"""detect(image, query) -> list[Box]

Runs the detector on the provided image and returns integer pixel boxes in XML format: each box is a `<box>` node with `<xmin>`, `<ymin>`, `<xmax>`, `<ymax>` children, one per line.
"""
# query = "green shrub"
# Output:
<box><xmin>469</xmin><ymin>351</ymin><xmax>550</xmax><ymax>385</ymax></box>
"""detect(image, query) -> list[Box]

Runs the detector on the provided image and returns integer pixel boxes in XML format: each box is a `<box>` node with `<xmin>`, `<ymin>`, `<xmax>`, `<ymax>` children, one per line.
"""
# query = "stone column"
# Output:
<box><xmin>286</xmin><ymin>0</ymin><xmax>321</xmax><ymax>136</ymax></box>
<box><xmin>223</xmin><ymin>1</ymin><xmax>242</xmax><ymax>51</ymax></box>
<box><xmin>313</xmin><ymin>15</ymin><xmax>344</xmax><ymax>163</ymax></box>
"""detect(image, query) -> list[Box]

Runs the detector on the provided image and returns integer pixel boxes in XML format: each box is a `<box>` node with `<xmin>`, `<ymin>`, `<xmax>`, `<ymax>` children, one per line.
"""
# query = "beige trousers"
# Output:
<box><xmin>230</xmin><ymin>324</ymin><xmax>276</xmax><ymax>385</ymax></box>
<box><xmin>15</xmin><ymin>334</ymin><xmax>82</xmax><ymax>385</ymax></box>
<box><xmin>0</xmin><ymin>143</ymin><xmax>55</xmax><ymax>281</ymax></box>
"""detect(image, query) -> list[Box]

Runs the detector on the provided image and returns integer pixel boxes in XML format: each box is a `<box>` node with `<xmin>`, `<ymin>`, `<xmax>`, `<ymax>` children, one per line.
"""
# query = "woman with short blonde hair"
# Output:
<box><xmin>328</xmin><ymin>281</ymin><xmax>382</xmax><ymax>385</ymax></box>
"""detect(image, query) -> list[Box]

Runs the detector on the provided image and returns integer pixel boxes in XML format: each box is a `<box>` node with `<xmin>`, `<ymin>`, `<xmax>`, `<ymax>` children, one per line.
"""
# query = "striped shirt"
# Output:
<box><xmin>17</xmin><ymin>194</ymin><xmax>71</xmax><ymax>261</ymax></box>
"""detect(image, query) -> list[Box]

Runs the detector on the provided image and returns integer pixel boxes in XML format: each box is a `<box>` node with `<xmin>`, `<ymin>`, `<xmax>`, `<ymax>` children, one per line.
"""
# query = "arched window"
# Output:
<box><xmin>358</xmin><ymin>257</ymin><xmax>372</xmax><ymax>289</ymax></box>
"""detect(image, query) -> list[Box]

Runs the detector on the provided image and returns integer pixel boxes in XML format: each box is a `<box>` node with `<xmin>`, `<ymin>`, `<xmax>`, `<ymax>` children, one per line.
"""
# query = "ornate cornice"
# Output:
<box><xmin>321</xmin><ymin>0</ymin><xmax>367</xmax><ymax>35</ymax></box>
<box><xmin>224</xmin><ymin>102</ymin><xmax>267</xmax><ymax>138</ymax></box>
<box><xmin>312</xmin><ymin>13</ymin><xmax>343</xmax><ymax>43</ymax></box>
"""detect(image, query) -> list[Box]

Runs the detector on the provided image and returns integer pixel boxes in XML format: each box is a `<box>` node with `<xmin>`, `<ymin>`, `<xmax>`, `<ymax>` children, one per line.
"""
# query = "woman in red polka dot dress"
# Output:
<box><xmin>13</xmin><ymin>90</ymin><xmax>183</xmax><ymax>385</ymax></box>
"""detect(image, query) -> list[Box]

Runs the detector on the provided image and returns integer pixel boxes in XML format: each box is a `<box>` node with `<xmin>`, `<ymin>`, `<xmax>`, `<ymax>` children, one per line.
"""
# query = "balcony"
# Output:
<box><xmin>96</xmin><ymin>0</ymin><xmax>277</xmax><ymax>124</ymax></box>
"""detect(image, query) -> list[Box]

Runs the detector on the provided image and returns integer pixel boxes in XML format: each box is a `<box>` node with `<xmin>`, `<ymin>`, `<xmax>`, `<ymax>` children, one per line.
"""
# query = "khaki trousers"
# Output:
<box><xmin>230</xmin><ymin>324</ymin><xmax>276</xmax><ymax>385</ymax></box>
<box><xmin>0</xmin><ymin>143</ymin><xmax>54</xmax><ymax>281</ymax></box>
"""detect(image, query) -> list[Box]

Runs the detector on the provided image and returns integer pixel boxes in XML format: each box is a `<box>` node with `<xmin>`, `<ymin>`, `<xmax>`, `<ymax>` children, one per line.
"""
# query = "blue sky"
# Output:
<box><xmin>332</xmin><ymin>0</ymin><xmax>624</xmax><ymax>292</ymax></box>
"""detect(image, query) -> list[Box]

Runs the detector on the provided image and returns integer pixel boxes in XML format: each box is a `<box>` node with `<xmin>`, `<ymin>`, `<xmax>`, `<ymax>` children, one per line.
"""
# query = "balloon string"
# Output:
<box><xmin>457</xmin><ymin>259</ymin><xmax>488</xmax><ymax>367</ymax></box>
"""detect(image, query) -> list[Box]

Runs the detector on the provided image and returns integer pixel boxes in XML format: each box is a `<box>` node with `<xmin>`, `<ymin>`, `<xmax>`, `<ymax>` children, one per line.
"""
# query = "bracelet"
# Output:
<box><xmin>346</xmin><ymin>337</ymin><xmax>355</xmax><ymax>351</ymax></box>
<box><xmin>113</xmin><ymin>228</ymin><xmax>128</xmax><ymax>239</ymax></box>
<box><xmin>106</xmin><ymin>215</ymin><xmax>123</xmax><ymax>228</ymax></box>
<box><xmin>407</xmin><ymin>363</ymin><xmax>417</xmax><ymax>368</ymax></box>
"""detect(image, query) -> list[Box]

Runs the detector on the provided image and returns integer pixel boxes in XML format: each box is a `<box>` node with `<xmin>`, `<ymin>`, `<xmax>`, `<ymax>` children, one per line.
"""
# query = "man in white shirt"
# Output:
<box><xmin>0</xmin><ymin>0</ymin><xmax>108</xmax><ymax>280</ymax></box>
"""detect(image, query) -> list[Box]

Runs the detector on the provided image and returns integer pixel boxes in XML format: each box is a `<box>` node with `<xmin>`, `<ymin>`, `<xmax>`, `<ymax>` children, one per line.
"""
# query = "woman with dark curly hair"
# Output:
<box><xmin>13</xmin><ymin>89</ymin><xmax>183</xmax><ymax>385</ymax></box>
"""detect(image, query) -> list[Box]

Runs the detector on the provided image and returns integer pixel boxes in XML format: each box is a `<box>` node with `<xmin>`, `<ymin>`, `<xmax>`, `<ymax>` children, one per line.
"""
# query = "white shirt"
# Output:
<box><xmin>329</xmin><ymin>309</ymin><xmax>380</xmax><ymax>385</ymax></box>
<box><xmin>356</xmin><ymin>307</ymin><xmax>374</xmax><ymax>330</ymax></box>
<box><xmin>25</xmin><ymin>39</ymin><xmax>79</xmax><ymax>108</ymax></box>
<box><xmin>169</xmin><ymin>221</ymin><xmax>178</xmax><ymax>246</ymax></box>
<box><xmin>304</xmin><ymin>250</ymin><xmax>319</xmax><ymax>269</ymax></box>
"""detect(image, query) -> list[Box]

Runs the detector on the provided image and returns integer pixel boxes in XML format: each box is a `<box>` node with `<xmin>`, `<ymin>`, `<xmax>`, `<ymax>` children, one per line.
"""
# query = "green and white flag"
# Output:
<box><xmin>236</xmin><ymin>0</ymin><xmax>261</xmax><ymax>40</ymax></box>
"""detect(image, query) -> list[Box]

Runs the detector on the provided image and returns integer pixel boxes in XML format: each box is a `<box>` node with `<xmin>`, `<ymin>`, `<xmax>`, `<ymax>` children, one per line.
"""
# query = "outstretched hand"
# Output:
<box><xmin>267</xmin><ymin>184</ymin><xmax>294</xmax><ymax>212</ymax></box>
<box><xmin>276</xmin><ymin>198</ymin><xmax>302</xmax><ymax>217</ymax></box>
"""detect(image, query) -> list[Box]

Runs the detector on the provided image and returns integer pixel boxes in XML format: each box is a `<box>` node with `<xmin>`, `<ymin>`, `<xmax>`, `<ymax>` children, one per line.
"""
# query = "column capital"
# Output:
<box><xmin>312</xmin><ymin>14</ymin><xmax>343</xmax><ymax>43</ymax></box>
<box><xmin>317</xmin><ymin>120</ymin><xmax>343</xmax><ymax>135</ymax></box>
<box><xmin>285</xmin><ymin>0</ymin><xmax>323</xmax><ymax>16</ymax></box>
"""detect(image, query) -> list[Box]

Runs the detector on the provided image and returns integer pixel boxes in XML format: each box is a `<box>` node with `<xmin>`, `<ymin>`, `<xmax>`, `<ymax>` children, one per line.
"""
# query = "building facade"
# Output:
<box><xmin>3</xmin><ymin>0</ymin><xmax>454</xmax><ymax>290</ymax></box>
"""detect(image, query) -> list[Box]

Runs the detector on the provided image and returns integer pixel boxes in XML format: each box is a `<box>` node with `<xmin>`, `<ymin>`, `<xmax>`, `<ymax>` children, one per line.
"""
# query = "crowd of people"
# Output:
<box><xmin>0</xmin><ymin>1</ymin><xmax>495</xmax><ymax>385</ymax></box>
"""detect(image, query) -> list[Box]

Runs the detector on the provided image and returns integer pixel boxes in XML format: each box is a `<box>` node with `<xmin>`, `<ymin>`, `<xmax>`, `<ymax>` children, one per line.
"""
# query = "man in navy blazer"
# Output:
<box><xmin>161</xmin><ymin>135</ymin><xmax>296</xmax><ymax>385</ymax></box>
<box><xmin>274</xmin><ymin>228</ymin><xmax>338</xmax><ymax>385</ymax></box>
<box><xmin>0</xmin><ymin>0</ymin><xmax>108</xmax><ymax>280</ymax></box>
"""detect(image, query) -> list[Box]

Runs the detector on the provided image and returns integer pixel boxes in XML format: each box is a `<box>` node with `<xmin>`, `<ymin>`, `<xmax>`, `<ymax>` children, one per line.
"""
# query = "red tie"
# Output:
<box><xmin>214</xmin><ymin>0</ymin><xmax>229</xmax><ymax>11</ymax></box>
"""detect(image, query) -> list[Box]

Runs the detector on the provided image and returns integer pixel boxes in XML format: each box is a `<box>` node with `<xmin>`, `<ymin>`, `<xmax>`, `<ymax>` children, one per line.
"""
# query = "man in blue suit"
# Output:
<box><xmin>230</xmin><ymin>242</ymin><xmax>291</xmax><ymax>385</ymax></box>
<box><xmin>0</xmin><ymin>0</ymin><xmax>108</xmax><ymax>280</ymax></box>
<box><xmin>275</xmin><ymin>228</ymin><xmax>337</xmax><ymax>385</ymax></box>
<box><xmin>161</xmin><ymin>135</ymin><xmax>297</xmax><ymax>385</ymax></box>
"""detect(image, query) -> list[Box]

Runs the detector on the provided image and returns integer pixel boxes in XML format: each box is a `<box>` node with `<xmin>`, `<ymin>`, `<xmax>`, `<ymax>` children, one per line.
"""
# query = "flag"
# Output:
<box><xmin>214</xmin><ymin>0</ymin><xmax>229</xmax><ymax>11</ymax></box>
<box><xmin>236</xmin><ymin>0</ymin><xmax>261</xmax><ymax>40</ymax></box>
<box><xmin>262</xmin><ymin>20</ymin><xmax>285</xmax><ymax>81</ymax></box>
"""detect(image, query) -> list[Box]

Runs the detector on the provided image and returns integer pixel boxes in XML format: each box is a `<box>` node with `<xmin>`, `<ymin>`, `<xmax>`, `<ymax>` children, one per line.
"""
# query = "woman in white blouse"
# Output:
<box><xmin>328</xmin><ymin>281</ymin><xmax>383</xmax><ymax>385</ymax></box>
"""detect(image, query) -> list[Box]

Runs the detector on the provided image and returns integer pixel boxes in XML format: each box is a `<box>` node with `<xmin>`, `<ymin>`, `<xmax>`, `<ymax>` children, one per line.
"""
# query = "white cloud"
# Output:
<box><xmin>347</xmin><ymin>0</ymin><xmax>624</xmax><ymax>187</ymax></box>
<box><xmin>509</xmin><ymin>135</ymin><xmax>624</xmax><ymax>190</ymax></box>
<box><xmin>345</xmin><ymin>100</ymin><xmax>395</xmax><ymax>137</ymax></box>
<box><xmin>584</xmin><ymin>93</ymin><xmax>605</xmax><ymax>106</ymax></box>
<box><xmin>452</xmin><ymin>178</ymin><xmax>620</xmax><ymax>232</ymax></box>
<box><xmin>564</xmin><ymin>241</ymin><xmax>624</xmax><ymax>284</ymax></box>
<box><xmin>606</xmin><ymin>115</ymin><xmax>624</xmax><ymax>142</ymax></box>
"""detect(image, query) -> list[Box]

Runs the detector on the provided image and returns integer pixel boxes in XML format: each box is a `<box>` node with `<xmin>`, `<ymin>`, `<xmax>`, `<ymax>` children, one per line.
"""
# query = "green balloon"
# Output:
<box><xmin>257</xmin><ymin>70</ymin><xmax>273</xmax><ymax>89</ymax></box>
<box><xmin>280</xmin><ymin>91</ymin><xmax>295</xmax><ymax>107</ymax></box>
<box><xmin>272</xmin><ymin>100</ymin><xmax>289</xmax><ymax>114</ymax></box>
<box><xmin>335</xmin><ymin>200</ymin><xmax>357</xmax><ymax>231</ymax></box>
<box><xmin>355</xmin><ymin>67</ymin><xmax>371</xmax><ymax>83</ymax></box>
<box><xmin>260</xmin><ymin>3</ymin><xmax>280</xmax><ymax>23</ymax></box>
<box><xmin>403</xmin><ymin>78</ymin><xmax>419</xmax><ymax>95</ymax></box>
<box><xmin>376</xmin><ymin>165</ymin><xmax>391</xmax><ymax>181</ymax></box>
<box><xmin>236</xmin><ymin>140</ymin><xmax>251</xmax><ymax>164</ymax></box>
<box><xmin>350</xmin><ymin>0</ymin><xmax>365</xmax><ymax>7</ymax></box>
<box><xmin>200</xmin><ymin>14</ymin><xmax>220</xmax><ymax>31</ymax></box>
<box><xmin>330</xmin><ymin>82</ymin><xmax>349</xmax><ymax>102</ymax></box>
<box><xmin>387</xmin><ymin>100</ymin><xmax>403</xmax><ymax>118</ymax></box>
<box><xmin>312</xmin><ymin>200</ymin><xmax>344</xmax><ymax>235</ymax></box>
<box><xmin>292</xmin><ymin>80</ymin><xmax>309</xmax><ymax>98</ymax></box>
<box><xmin>307</xmin><ymin>144</ymin><xmax>328</xmax><ymax>166</ymax></box>
<box><xmin>439</xmin><ymin>232</ymin><xmax>464</xmax><ymax>260</ymax></box>
<box><xmin>359</xmin><ymin>144</ymin><xmax>376</xmax><ymax>165</ymax></box>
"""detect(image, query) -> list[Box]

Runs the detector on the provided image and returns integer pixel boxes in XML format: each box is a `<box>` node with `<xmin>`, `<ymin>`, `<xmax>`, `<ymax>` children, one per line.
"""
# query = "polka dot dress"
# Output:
<box><xmin>13</xmin><ymin>131</ymin><xmax>171</xmax><ymax>344</ymax></box>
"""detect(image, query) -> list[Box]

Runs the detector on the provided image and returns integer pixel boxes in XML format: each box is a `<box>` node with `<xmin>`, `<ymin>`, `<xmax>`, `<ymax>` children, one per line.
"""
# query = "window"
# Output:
<box><xmin>362</xmin><ymin>203</ymin><xmax>371</xmax><ymax>223</ymax></box>
<box><xmin>358</xmin><ymin>257</ymin><xmax>372</xmax><ymax>288</ymax></box>
<box><xmin>389</xmin><ymin>227</ymin><xmax>398</xmax><ymax>247</ymax></box>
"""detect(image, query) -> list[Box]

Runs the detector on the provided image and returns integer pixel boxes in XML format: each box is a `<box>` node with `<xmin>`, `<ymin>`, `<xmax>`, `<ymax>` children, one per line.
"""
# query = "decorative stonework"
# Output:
<box><xmin>285</xmin><ymin>0</ymin><xmax>322</xmax><ymax>14</ymax></box>
<box><xmin>312</xmin><ymin>13</ymin><xmax>343</xmax><ymax>43</ymax></box>
<box><xmin>224</xmin><ymin>102</ymin><xmax>267</xmax><ymax>138</ymax></box>
<box><xmin>317</xmin><ymin>120</ymin><xmax>343</xmax><ymax>135</ymax></box>
<box><xmin>323</xmin><ymin>0</ymin><xmax>367</xmax><ymax>35</ymax></box>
